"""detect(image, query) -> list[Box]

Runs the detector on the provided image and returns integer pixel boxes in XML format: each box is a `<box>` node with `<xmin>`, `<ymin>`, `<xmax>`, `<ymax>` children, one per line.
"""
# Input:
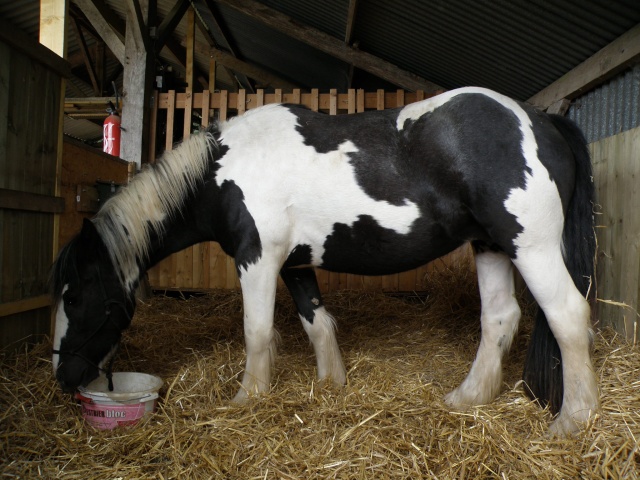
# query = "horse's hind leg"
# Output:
<box><xmin>445</xmin><ymin>246</ymin><xmax>521</xmax><ymax>407</ymax></box>
<box><xmin>513</xmin><ymin>247</ymin><xmax>598</xmax><ymax>435</ymax></box>
<box><xmin>280</xmin><ymin>267</ymin><xmax>346</xmax><ymax>386</ymax></box>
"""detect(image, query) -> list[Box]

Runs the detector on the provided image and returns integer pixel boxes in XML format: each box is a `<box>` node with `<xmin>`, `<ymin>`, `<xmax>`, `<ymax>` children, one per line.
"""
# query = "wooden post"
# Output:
<box><xmin>121</xmin><ymin>0</ymin><xmax>154</xmax><ymax>168</ymax></box>
<box><xmin>183</xmin><ymin>7</ymin><xmax>195</xmax><ymax>139</ymax></box>
<box><xmin>39</xmin><ymin>0</ymin><xmax>69</xmax><ymax>58</ymax></box>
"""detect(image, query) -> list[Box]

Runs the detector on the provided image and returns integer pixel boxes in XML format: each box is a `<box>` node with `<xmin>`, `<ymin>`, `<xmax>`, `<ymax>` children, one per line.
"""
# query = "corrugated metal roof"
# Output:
<box><xmin>568</xmin><ymin>63</ymin><xmax>640</xmax><ymax>143</ymax></box>
<box><xmin>2</xmin><ymin>0</ymin><xmax>639</xmax><ymax>140</ymax></box>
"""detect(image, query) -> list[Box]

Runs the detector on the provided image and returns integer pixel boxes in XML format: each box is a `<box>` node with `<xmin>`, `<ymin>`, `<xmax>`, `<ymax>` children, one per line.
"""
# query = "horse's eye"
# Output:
<box><xmin>63</xmin><ymin>291</ymin><xmax>77</xmax><ymax>306</ymax></box>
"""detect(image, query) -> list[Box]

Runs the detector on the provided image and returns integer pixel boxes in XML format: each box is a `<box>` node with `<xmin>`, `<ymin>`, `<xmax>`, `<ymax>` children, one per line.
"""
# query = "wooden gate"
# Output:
<box><xmin>146</xmin><ymin>88</ymin><xmax>471</xmax><ymax>293</ymax></box>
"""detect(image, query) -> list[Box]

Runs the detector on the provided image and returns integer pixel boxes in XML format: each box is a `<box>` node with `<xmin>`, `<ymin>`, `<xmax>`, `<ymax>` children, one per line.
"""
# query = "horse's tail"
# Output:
<box><xmin>522</xmin><ymin>114</ymin><xmax>596</xmax><ymax>414</ymax></box>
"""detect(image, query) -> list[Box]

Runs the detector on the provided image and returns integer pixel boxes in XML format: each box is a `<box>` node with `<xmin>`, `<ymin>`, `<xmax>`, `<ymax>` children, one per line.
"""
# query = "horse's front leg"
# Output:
<box><xmin>232</xmin><ymin>257</ymin><xmax>281</xmax><ymax>404</ymax></box>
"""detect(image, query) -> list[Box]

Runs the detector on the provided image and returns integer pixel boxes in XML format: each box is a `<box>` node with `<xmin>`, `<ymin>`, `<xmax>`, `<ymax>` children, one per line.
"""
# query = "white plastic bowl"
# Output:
<box><xmin>76</xmin><ymin>372</ymin><xmax>163</xmax><ymax>430</ymax></box>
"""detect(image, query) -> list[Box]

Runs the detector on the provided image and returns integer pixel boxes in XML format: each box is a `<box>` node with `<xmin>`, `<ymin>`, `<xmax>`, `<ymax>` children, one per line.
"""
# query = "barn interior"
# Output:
<box><xmin>1</xmin><ymin>1</ymin><xmax>640</xmax><ymax>478</ymax></box>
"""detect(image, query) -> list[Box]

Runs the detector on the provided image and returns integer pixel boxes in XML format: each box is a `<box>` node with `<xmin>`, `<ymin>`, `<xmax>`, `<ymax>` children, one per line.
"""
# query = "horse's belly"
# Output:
<box><xmin>314</xmin><ymin>220</ymin><xmax>465</xmax><ymax>276</ymax></box>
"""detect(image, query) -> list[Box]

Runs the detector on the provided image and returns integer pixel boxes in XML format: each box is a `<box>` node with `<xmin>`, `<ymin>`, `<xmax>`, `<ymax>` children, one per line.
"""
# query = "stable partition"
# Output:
<box><xmin>0</xmin><ymin>19</ymin><xmax>69</xmax><ymax>349</ymax></box>
<box><xmin>146</xmin><ymin>88</ymin><xmax>472</xmax><ymax>293</ymax></box>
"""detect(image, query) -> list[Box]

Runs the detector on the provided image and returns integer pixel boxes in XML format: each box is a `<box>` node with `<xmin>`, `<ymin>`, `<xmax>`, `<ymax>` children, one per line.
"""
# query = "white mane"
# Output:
<box><xmin>93</xmin><ymin>129</ymin><xmax>219</xmax><ymax>291</ymax></box>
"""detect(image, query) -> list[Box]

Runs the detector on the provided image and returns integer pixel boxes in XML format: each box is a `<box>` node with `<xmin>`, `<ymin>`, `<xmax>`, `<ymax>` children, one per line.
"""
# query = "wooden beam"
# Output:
<box><xmin>201</xmin><ymin>0</ymin><xmax>253</xmax><ymax>91</ymax></box>
<box><xmin>216</xmin><ymin>0</ymin><xmax>443</xmax><ymax>93</ymax></box>
<box><xmin>39</xmin><ymin>0</ymin><xmax>69</xmax><ymax>57</ymax></box>
<box><xmin>546</xmin><ymin>98</ymin><xmax>571</xmax><ymax>116</ymax></box>
<box><xmin>528</xmin><ymin>23</ymin><xmax>640</xmax><ymax>109</ymax></box>
<box><xmin>344</xmin><ymin>0</ymin><xmax>358</xmax><ymax>45</ymax></box>
<box><xmin>155</xmin><ymin>0</ymin><xmax>190</xmax><ymax>51</ymax></box>
<box><xmin>184</xmin><ymin>7</ymin><xmax>195</xmax><ymax>138</ymax></box>
<box><xmin>188</xmin><ymin>39</ymin><xmax>297</xmax><ymax>90</ymax></box>
<box><xmin>70</xmin><ymin>17</ymin><xmax>100</xmax><ymax>94</ymax></box>
<box><xmin>0</xmin><ymin>295</ymin><xmax>52</xmax><ymax>318</ymax></box>
<box><xmin>73</xmin><ymin>0</ymin><xmax>125</xmax><ymax>64</ymax></box>
<box><xmin>344</xmin><ymin>0</ymin><xmax>359</xmax><ymax>88</ymax></box>
<box><xmin>121</xmin><ymin>0</ymin><xmax>154</xmax><ymax>167</ymax></box>
<box><xmin>124</xmin><ymin>0</ymin><xmax>151</xmax><ymax>51</ymax></box>
<box><xmin>0</xmin><ymin>189</ymin><xmax>65</xmax><ymax>213</ymax></box>
<box><xmin>185</xmin><ymin>8</ymin><xmax>195</xmax><ymax>91</ymax></box>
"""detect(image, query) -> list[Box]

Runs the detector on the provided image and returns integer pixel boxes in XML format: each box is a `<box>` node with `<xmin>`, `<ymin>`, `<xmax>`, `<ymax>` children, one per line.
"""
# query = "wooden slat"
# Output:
<box><xmin>347</xmin><ymin>89</ymin><xmax>356</xmax><ymax>114</ymax></box>
<box><xmin>356</xmin><ymin>89</ymin><xmax>365</xmax><ymax>113</ymax></box>
<box><xmin>165</xmin><ymin>90</ymin><xmax>176</xmax><ymax>151</ymax></box>
<box><xmin>183</xmin><ymin>91</ymin><xmax>193</xmax><ymax>139</ymax></box>
<box><xmin>209</xmin><ymin>58</ymin><xmax>216</xmax><ymax>93</ymax></box>
<box><xmin>0</xmin><ymin>189</ymin><xmax>64</xmax><ymax>213</ymax></box>
<box><xmin>219</xmin><ymin>90</ymin><xmax>228</xmax><ymax>121</ymax></box>
<box><xmin>329</xmin><ymin>88</ymin><xmax>337</xmax><ymax>115</ymax></box>
<box><xmin>376</xmin><ymin>89</ymin><xmax>385</xmax><ymax>110</ymax></box>
<box><xmin>237</xmin><ymin>89</ymin><xmax>246</xmax><ymax>115</ymax></box>
<box><xmin>311</xmin><ymin>88</ymin><xmax>319</xmax><ymax>112</ymax></box>
<box><xmin>0</xmin><ymin>295</ymin><xmax>51</xmax><ymax>318</ymax></box>
<box><xmin>149</xmin><ymin>90</ymin><xmax>159</xmax><ymax>163</ymax></box>
<box><xmin>202</xmin><ymin>89</ymin><xmax>210</xmax><ymax>127</ymax></box>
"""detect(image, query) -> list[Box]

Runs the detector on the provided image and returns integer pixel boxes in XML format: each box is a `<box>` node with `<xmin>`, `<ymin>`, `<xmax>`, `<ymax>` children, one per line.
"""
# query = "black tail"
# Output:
<box><xmin>522</xmin><ymin>114</ymin><xmax>596</xmax><ymax>414</ymax></box>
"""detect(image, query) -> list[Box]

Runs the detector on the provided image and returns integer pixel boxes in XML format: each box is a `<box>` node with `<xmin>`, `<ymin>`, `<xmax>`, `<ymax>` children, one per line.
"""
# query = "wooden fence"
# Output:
<box><xmin>146</xmin><ymin>87</ymin><xmax>472</xmax><ymax>293</ymax></box>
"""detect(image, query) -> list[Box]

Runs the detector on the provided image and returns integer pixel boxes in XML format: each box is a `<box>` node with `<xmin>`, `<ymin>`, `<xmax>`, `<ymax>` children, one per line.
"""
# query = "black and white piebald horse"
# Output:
<box><xmin>51</xmin><ymin>87</ymin><xmax>598</xmax><ymax>435</ymax></box>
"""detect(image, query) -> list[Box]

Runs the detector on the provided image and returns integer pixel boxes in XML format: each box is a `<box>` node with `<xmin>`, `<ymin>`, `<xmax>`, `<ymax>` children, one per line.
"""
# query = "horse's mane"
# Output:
<box><xmin>52</xmin><ymin>126</ymin><xmax>221</xmax><ymax>296</ymax></box>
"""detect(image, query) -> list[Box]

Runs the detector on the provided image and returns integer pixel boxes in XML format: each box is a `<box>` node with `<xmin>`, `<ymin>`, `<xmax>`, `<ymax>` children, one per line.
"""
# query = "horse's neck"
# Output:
<box><xmin>142</xmin><ymin>194</ymin><xmax>216</xmax><ymax>271</ymax></box>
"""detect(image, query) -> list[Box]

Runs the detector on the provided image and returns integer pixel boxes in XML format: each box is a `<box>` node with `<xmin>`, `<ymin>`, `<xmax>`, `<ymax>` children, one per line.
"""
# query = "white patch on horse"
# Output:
<box><xmin>52</xmin><ymin>286</ymin><xmax>69</xmax><ymax>372</ymax></box>
<box><xmin>216</xmin><ymin>105</ymin><xmax>420</xmax><ymax>265</ymax></box>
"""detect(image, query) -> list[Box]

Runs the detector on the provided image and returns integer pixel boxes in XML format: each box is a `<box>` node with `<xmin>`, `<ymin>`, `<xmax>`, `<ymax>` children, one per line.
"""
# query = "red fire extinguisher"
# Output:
<box><xmin>104</xmin><ymin>95</ymin><xmax>121</xmax><ymax>157</ymax></box>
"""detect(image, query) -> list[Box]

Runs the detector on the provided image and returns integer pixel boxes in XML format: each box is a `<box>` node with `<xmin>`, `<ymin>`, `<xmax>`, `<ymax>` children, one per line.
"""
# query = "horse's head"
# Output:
<box><xmin>51</xmin><ymin>219</ymin><xmax>134</xmax><ymax>392</ymax></box>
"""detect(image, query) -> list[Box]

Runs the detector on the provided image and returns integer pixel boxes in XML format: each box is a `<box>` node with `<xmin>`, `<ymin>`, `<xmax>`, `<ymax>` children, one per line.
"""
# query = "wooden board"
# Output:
<box><xmin>590</xmin><ymin>126</ymin><xmax>640</xmax><ymax>340</ymax></box>
<box><xmin>0</xmin><ymin>32</ymin><xmax>66</xmax><ymax>349</ymax></box>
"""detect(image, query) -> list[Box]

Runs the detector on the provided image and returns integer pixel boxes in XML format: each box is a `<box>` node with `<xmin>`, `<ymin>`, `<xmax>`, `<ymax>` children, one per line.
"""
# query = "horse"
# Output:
<box><xmin>51</xmin><ymin>87</ymin><xmax>598</xmax><ymax>436</ymax></box>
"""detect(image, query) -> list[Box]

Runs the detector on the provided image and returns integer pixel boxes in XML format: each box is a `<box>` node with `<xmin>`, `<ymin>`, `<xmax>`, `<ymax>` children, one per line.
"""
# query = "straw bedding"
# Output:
<box><xmin>1</xmin><ymin>265</ymin><xmax>639</xmax><ymax>479</ymax></box>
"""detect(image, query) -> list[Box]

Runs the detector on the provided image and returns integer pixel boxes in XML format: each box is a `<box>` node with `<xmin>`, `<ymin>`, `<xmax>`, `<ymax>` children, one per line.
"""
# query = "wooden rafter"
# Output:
<box><xmin>155</xmin><ymin>0</ymin><xmax>190</xmax><ymax>51</ymax></box>
<box><xmin>199</xmin><ymin>0</ymin><xmax>253</xmax><ymax>91</ymax></box>
<box><xmin>123</xmin><ymin>0</ymin><xmax>151</xmax><ymax>51</ymax></box>
<box><xmin>70</xmin><ymin>16</ymin><xmax>100</xmax><ymax>94</ymax></box>
<box><xmin>73</xmin><ymin>0</ymin><xmax>125</xmax><ymax>64</ymax></box>
<box><xmin>344</xmin><ymin>0</ymin><xmax>358</xmax><ymax>45</ymax></box>
<box><xmin>344</xmin><ymin>0</ymin><xmax>359</xmax><ymax>88</ymax></box>
<box><xmin>528</xmin><ymin>23</ymin><xmax>640</xmax><ymax>109</ymax></box>
<box><xmin>215</xmin><ymin>0</ymin><xmax>443</xmax><ymax>92</ymax></box>
<box><xmin>186</xmin><ymin>38</ymin><xmax>296</xmax><ymax>90</ymax></box>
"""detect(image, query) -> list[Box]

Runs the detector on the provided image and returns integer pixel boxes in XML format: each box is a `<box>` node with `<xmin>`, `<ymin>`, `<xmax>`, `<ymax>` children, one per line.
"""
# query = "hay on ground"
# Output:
<box><xmin>1</xmin><ymin>265</ymin><xmax>639</xmax><ymax>479</ymax></box>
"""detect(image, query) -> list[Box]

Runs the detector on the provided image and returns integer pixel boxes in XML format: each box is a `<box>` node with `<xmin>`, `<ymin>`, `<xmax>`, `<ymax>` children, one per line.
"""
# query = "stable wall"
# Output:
<box><xmin>590</xmin><ymin>126</ymin><xmax>640</xmax><ymax>341</ymax></box>
<box><xmin>0</xmin><ymin>19</ymin><xmax>68</xmax><ymax>350</ymax></box>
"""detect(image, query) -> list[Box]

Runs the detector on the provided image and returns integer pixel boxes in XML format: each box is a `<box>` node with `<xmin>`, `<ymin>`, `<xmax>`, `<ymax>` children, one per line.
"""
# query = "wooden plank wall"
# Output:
<box><xmin>0</xmin><ymin>33</ymin><xmax>66</xmax><ymax>349</ymax></box>
<box><xmin>146</xmin><ymin>88</ymin><xmax>472</xmax><ymax>293</ymax></box>
<box><xmin>590</xmin><ymin>126</ymin><xmax>640</xmax><ymax>341</ymax></box>
<box><xmin>58</xmin><ymin>138</ymin><xmax>131</xmax><ymax>248</ymax></box>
